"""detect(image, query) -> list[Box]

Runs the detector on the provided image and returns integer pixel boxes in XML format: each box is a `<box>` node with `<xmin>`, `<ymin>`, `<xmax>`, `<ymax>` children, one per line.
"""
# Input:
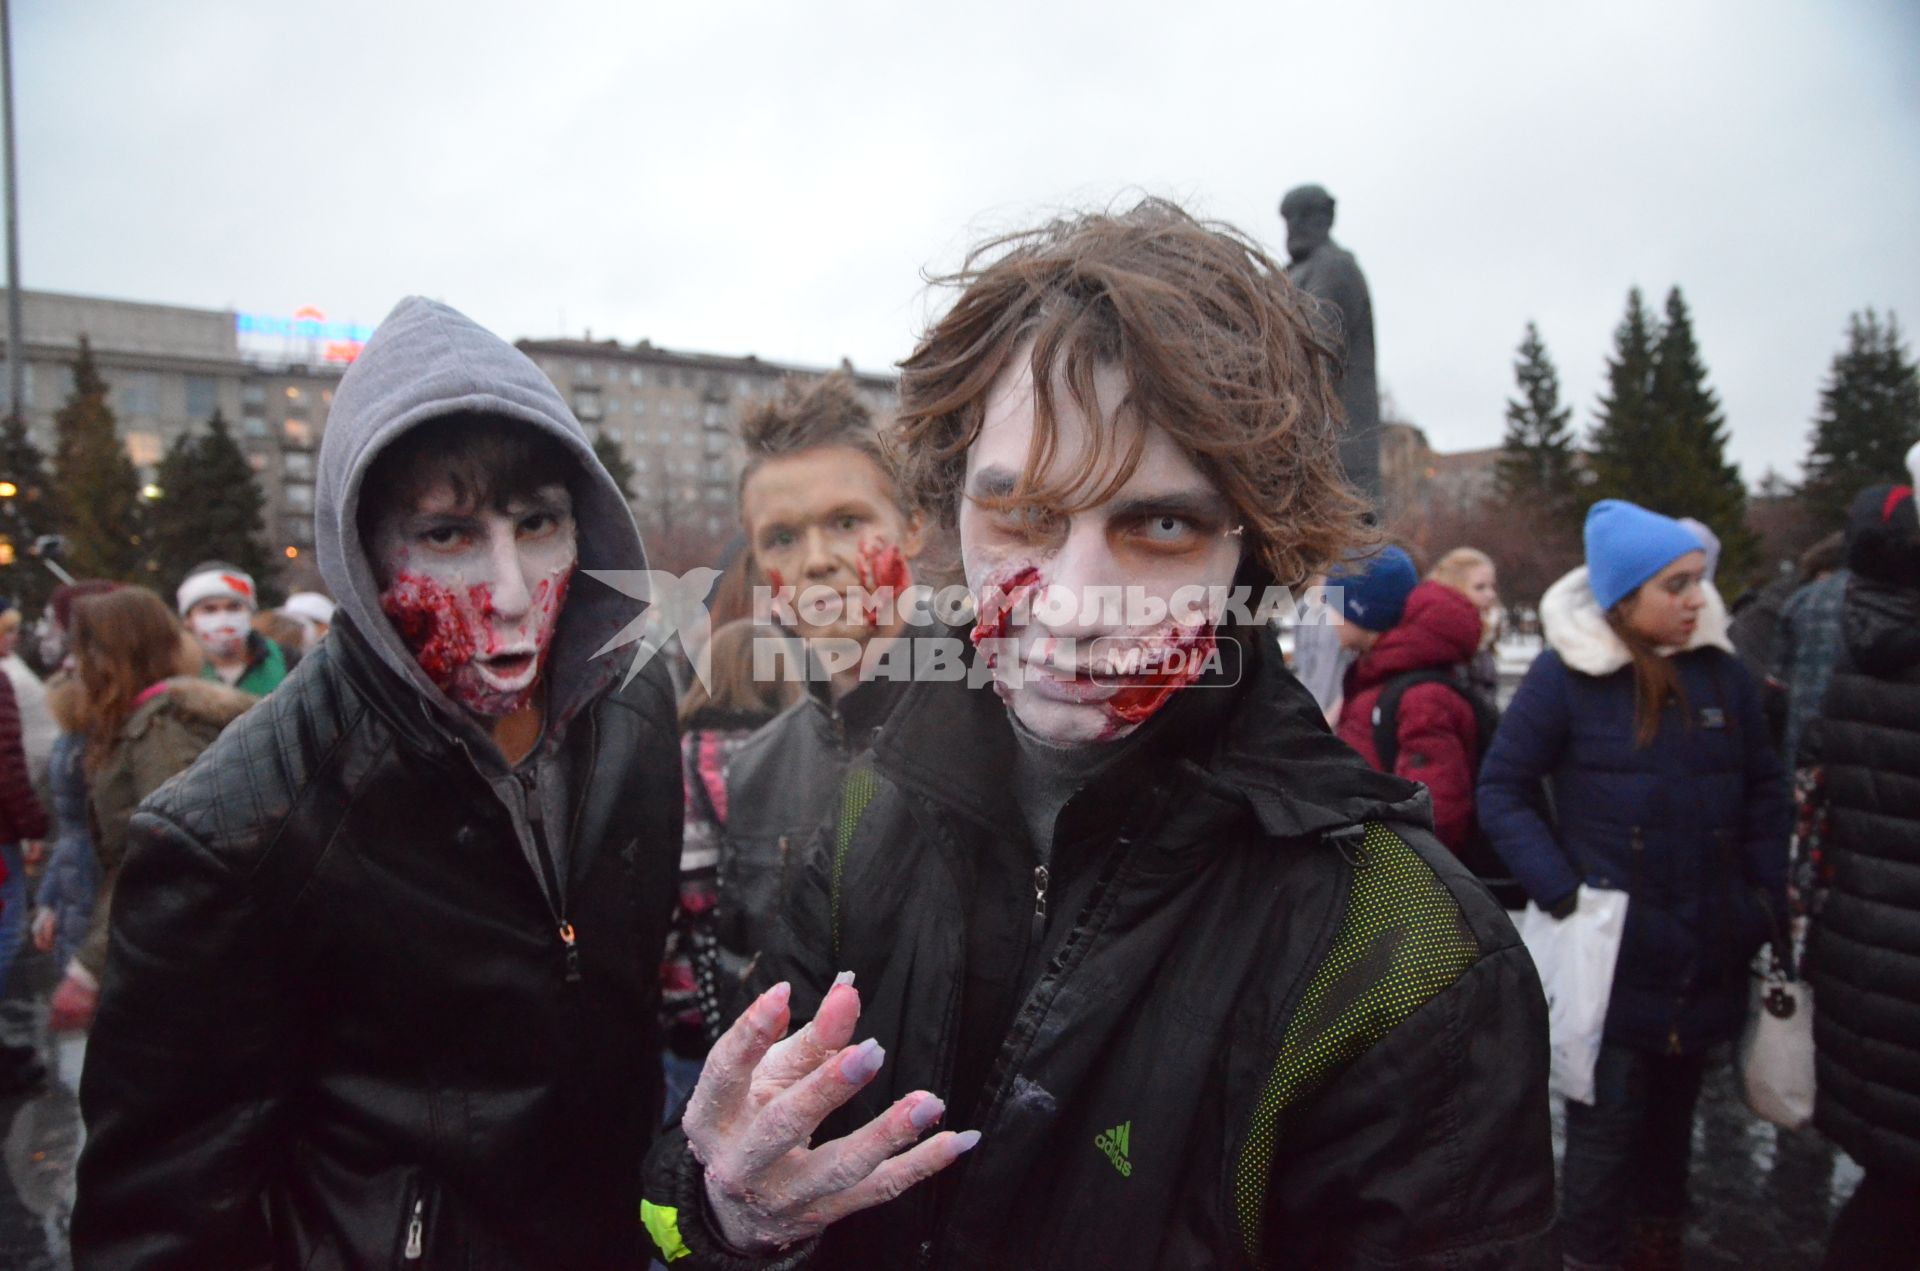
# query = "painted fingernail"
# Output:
<box><xmin>833</xmin><ymin>970</ymin><xmax>856</xmax><ymax>987</ymax></box>
<box><xmin>953</xmin><ymin>1129</ymin><xmax>981</xmax><ymax>1153</ymax></box>
<box><xmin>840</xmin><ymin>1038</ymin><xmax>885</xmax><ymax>1083</ymax></box>
<box><xmin>752</xmin><ymin>982</ymin><xmax>790</xmax><ymax>1028</ymax></box>
<box><xmin>909</xmin><ymin>1096</ymin><xmax>945</xmax><ymax>1130</ymax></box>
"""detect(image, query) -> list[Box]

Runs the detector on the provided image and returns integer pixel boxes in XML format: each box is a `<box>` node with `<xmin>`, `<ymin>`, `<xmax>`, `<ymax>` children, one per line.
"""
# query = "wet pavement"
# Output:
<box><xmin>0</xmin><ymin>926</ymin><xmax>1860</xmax><ymax>1269</ymax></box>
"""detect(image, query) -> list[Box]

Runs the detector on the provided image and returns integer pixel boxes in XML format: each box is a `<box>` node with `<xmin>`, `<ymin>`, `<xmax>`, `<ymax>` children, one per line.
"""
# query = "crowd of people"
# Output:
<box><xmin>0</xmin><ymin>199</ymin><xmax>1908</xmax><ymax>1270</ymax></box>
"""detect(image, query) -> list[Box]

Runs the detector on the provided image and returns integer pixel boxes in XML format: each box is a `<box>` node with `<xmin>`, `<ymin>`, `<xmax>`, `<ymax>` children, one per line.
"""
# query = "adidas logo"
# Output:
<box><xmin>1094</xmin><ymin>1120</ymin><xmax>1132</xmax><ymax>1177</ymax></box>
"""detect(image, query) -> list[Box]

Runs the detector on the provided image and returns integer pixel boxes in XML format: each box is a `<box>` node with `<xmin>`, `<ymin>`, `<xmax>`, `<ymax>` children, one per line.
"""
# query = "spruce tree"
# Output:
<box><xmin>593</xmin><ymin>432</ymin><xmax>638</xmax><ymax>501</ymax></box>
<box><xmin>1584</xmin><ymin>289</ymin><xmax>1662</xmax><ymax>509</ymax></box>
<box><xmin>0</xmin><ymin>413</ymin><xmax>63</xmax><ymax>618</ymax></box>
<box><xmin>1647</xmin><ymin>288</ymin><xmax>1755</xmax><ymax>582</ymax></box>
<box><xmin>1495</xmin><ymin>321</ymin><xmax>1580</xmax><ymax>523</ymax></box>
<box><xmin>146</xmin><ymin>411</ymin><xmax>276</xmax><ymax>595</ymax></box>
<box><xmin>53</xmin><ymin>338</ymin><xmax>146</xmax><ymax>581</ymax></box>
<box><xmin>1801</xmin><ymin>309</ymin><xmax>1920</xmax><ymax>529</ymax></box>
<box><xmin>1585</xmin><ymin>288</ymin><xmax>1756</xmax><ymax>585</ymax></box>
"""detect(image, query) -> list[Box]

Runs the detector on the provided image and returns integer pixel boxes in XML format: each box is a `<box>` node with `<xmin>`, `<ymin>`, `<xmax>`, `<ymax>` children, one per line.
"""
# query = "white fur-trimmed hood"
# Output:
<box><xmin>1538</xmin><ymin>565</ymin><xmax>1733</xmax><ymax>676</ymax></box>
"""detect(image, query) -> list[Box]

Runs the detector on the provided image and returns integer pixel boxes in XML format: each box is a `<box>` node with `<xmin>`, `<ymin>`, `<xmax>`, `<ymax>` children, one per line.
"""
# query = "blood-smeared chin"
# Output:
<box><xmin>380</xmin><ymin>570</ymin><xmax>568</xmax><ymax>717</ymax></box>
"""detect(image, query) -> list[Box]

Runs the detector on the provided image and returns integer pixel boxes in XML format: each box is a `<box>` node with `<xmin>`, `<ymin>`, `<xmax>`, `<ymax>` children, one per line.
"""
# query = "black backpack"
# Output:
<box><xmin>1369</xmin><ymin>670</ymin><xmax>1526</xmax><ymax>909</ymax></box>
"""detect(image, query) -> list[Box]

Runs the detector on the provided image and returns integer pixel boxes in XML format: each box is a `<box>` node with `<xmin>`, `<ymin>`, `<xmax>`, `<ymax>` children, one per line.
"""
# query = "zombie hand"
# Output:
<box><xmin>684</xmin><ymin>976</ymin><xmax>978</xmax><ymax>1253</ymax></box>
<box><xmin>49</xmin><ymin>970</ymin><xmax>98</xmax><ymax>1033</ymax></box>
<box><xmin>30</xmin><ymin>908</ymin><xmax>54</xmax><ymax>954</ymax></box>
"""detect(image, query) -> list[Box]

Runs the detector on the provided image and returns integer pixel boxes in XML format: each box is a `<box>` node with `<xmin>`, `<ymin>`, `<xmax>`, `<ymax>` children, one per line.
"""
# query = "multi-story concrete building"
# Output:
<box><xmin>0</xmin><ymin>287</ymin><xmax>903</xmax><ymax>592</ymax></box>
<box><xmin>515</xmin><ymin>336</ymin><xmax>897</xmax><ymax>552</ymax></box>
<box><xmin>0</xmin><ymin>289</ymin><xmax>353</xmax><ymax>590</ymax></box>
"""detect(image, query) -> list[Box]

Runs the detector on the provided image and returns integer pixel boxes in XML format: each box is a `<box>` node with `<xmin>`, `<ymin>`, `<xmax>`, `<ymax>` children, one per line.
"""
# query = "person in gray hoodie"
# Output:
<box><xmin>71</xmin><ymin>298</ymin><xmax>683</xmax><ymax>1270</ymax></box>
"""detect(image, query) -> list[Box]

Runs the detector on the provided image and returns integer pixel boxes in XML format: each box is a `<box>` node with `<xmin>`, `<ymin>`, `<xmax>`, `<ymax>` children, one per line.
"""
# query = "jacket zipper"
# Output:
<box><xmin>519</xmin><ymin>768</ymin><xmax>581</xmax><ymax>984</ymax></box>
<box><xmin>404</xmin><ymin>1196</ymin><xmax>425</xmax><ymax>1260</ymax></box>
<box><xmin>941</xmin><ymin>796</ymin><xmax>1166</xmax><ymax>1259</ymax></box>
<box><xmin>1631</xmin><ymin>824</ymin><xmax>1685</xmax><ymax>1053</ymax></box>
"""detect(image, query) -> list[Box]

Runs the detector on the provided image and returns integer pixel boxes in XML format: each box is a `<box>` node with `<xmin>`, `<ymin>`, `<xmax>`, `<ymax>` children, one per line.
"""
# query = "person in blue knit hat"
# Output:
<box><xmin>1312</xmin><ymin>544</ymin><xmax>1418</xmax><ymax>726</ymax></box>
<box><xmin>1330</xmin><ymin>544</ymin><xmax>1418</xmax><ymax>647</ymax></box>
<box><xmin>1477</xmin><ymin>497</ymin><xmax>1790</xmax><ymax>1268</ymax></box>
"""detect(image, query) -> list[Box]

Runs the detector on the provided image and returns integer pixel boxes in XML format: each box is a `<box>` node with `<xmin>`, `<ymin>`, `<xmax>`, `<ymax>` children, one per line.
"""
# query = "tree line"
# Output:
<box><xmin>1484</xmin><ymin>290</ymin><xmax>1917</xmax><ymax>608</ymax></box>
<box><xmin>0</xmin><ymin>337</ymin><xmax>279</xmax><ymax>619</ymax></box>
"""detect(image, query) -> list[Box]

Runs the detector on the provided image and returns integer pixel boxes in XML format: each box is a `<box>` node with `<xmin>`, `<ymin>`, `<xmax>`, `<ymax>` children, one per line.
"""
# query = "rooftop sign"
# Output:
<box><xmin>235</xmin><ymin>305</ymin><xmax>372</xmax><ymax>364</ymax></box>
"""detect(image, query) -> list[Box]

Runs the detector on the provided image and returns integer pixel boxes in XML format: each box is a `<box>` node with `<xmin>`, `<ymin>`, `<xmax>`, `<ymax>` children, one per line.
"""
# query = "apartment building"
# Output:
<box><xmin>516</xmin><ymin>336</ymin><xmax>897</xmax><ymax>544</ymax></box>
<box><xmin>0</xmin><ymin>289</ymin><xmax>352</xmax><ymax>588</ymax></box>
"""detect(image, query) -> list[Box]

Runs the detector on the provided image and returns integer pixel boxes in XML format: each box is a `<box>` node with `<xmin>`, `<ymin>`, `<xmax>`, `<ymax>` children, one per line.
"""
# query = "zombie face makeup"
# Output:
<box><xmin>369</xmin><ymin>479</ymin><xmax>579</xmax><ymax>718</ymax></box>
<box><xmin>187</xmin><ymin>597</ymin><xmax>252</xmax><ymax>662</ymax></box>
<box><xmin>741</xmin><ymin>445</ymin><xmax>924</xmax><ymax>646</ymax></box>
<box><xmin>960</xmin><ymin>360</ymin><xmax>1244</xmax><ymax>744</ymax></box>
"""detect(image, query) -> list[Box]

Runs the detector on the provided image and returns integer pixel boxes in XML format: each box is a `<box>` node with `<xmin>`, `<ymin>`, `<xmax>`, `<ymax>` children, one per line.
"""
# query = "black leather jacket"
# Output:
<box><xmin>718</xmin><ymin>672</ymin><xmax>909</xmax><ymax>971</ymax></box>
<box><xmin>73</xmin><ymin>617</ymin><xmax>683</xmax><ymax>1270</ymax></box>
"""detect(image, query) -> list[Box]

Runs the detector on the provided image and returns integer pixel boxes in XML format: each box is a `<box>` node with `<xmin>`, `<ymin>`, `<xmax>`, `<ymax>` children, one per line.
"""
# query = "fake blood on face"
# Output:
<box><xmin>1103</xmin><ymin>624</ymin><xmax>1217</xmax><ymax>724</ymax></box>
<box><xmin>382</xmin><ymin>573</ymin><xmax>489</xmax><ymax>684</ymax></box>
<box><xmin>855</xmin><ymin>538</ymin><xmax>912</xmax><ymax>625</ymax></box>
<box><xmin>380</xmin><ymin>565</ymin><xmax>574</xmax><ymax>717</ymax></box>
<box><xmin>969</xmin><ymin>565</ymin><xmax>1043</xmax><ymax>645</ymax></box>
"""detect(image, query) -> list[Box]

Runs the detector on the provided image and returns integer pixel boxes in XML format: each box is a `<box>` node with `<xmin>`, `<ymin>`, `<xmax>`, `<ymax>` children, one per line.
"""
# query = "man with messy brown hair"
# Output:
<box><xmin>641</xmin><ymin>201</ymin><xmax>1555</xmax><ymax>1269</ymax></box>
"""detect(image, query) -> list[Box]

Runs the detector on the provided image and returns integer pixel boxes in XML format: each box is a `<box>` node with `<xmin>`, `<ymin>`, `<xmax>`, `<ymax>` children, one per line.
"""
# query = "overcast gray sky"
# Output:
<box><xmin>17</xmin><ymin>0</ymin><xmax>1919</xmax><ymax>483</ymax></box>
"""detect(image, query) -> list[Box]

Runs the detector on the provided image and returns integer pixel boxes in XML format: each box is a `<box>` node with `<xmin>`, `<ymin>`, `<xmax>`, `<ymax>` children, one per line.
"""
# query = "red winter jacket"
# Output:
<box><xmin>0</xmin><ymin>671</ymin><xmax>47</xmax><ymax>848</ymax></box>
<box><xmin>1337</xmin><ymin>581</ymin><xmax>1484</xmax><ymax>851</ymax></box>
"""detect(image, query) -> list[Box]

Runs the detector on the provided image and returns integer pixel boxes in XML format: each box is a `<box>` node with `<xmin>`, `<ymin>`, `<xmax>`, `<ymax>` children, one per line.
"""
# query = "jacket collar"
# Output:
<box><xmin>1540</xmin><ymin>564</ymin><xmax>1733</xmax><ymax>676</ymax></box>
<box><xmin>799</xmin><ymin>650</ymin><xmax>914</xmax><ymax>746</ymax></box>
<box><xmin>872</xmin><ymin>623</ymin><xmax>1427</xmax><ymax>847</ymax></box>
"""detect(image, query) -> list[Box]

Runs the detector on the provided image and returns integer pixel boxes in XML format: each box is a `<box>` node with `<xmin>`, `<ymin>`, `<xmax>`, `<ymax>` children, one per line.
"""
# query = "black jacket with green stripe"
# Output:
<box><xmin>648</xmin><ymin>631</ymin><xmax>1557</xmax><ymax>1269</ymax></box>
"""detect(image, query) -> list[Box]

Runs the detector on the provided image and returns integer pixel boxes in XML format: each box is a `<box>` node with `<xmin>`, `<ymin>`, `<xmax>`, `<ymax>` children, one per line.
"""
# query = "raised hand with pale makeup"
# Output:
<box><xmin>685</xmin><ymin>975</ymin><xmax>977</xmax><ymax>1253</ymax></box>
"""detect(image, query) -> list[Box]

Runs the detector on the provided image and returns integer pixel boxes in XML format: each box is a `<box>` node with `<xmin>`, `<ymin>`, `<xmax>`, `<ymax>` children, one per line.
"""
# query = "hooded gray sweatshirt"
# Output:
<box><xmin>315</xmin><ymin>295</ymin><xmax>649</xmax><ymax>891</ymax></box>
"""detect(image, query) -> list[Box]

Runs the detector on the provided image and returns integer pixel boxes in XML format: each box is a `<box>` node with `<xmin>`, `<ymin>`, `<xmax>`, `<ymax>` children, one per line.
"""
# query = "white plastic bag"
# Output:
<box><xmin>1517</xmin><ymin>885</ymin><xmax>1629</xmax><ymax>1105</ymax></box>
<box><xmin>1740</xmin><ymin>936</ymin><xmax>1816</xmax><ymax>1131</ymax></box>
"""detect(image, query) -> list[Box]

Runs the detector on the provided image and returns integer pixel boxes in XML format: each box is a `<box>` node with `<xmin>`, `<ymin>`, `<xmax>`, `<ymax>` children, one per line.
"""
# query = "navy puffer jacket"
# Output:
<box><xmin>1478</xmin><ymin>566</ymin><xmax>1791</xmax><ymax>1054</ymax></box>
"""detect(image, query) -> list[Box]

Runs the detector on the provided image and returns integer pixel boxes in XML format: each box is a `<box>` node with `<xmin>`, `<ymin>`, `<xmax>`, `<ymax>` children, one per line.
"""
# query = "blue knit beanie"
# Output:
<box><xmin>1328</xmin><ymin>545</ymin><xmax>1417</xmax><ymax>632</ymax></box>
<box><xmin>1584</xmin><ymin>500</ymin><xmax>1704</xmax><ymax>611</ymax></box>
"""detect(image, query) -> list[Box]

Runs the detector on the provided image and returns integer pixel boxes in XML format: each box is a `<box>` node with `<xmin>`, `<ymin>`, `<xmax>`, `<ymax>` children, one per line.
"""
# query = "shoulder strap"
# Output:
<box><xmin>1369</xmin><ymin>671</ymin><xmax>1456</xmax><ymax>770</ymax></box>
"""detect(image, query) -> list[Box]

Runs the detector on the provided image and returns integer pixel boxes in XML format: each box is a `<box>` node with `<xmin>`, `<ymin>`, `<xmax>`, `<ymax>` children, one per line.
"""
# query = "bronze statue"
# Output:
<box><xmin>1281</xmin><ymin>184</ymin><xmax>1380</xmax><ymax>503</ymax></box>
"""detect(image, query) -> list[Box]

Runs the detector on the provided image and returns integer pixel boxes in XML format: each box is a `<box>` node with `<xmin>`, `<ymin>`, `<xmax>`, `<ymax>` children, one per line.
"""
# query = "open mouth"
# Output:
<box><xmin>476</xmin><ymin>651</ymin><xmax>538</xmax><ymax>687</ymax></box>
<box><xmin>1020</xmin><ymin>663</ymin><xmax>1117</xmax><ymax>703</ymax></box>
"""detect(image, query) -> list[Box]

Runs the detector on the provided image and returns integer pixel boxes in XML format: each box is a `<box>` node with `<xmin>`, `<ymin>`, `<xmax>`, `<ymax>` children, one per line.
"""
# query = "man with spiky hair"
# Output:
<box><xmin>716</xmin><ymin>372</ymin><xmax>925</xmax><ymax>987</ymax></box>
<box><xmin>641</xmin><ymin>202</ymin><xmax>1555</xmax><ymax>1269</ymax></box>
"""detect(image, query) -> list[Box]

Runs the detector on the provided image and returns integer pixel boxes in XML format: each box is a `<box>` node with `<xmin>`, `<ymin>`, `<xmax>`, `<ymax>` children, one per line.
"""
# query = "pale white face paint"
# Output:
<box><xmin>187</xmin><ymin>597</ymin><xmax>251</xmax><ymax>662</ymax></box>
<box><xmin>368</xmin><ymin>480</ymin><xmax>579</xmax><ymax>718</ymax></box>
<box><xmin>959</xmin><ymin>360</ymin><xmax>1244</xmax><ymax>745</ymax></box>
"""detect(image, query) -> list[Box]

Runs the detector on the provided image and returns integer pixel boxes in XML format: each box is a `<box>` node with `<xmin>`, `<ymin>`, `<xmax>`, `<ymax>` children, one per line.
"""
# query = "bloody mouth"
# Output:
<box><xmin>1102</xmin><ymin>625</ymin><xmax>1217</xmax><ymax>724</ymax></box>
<box><xmin>481</xmin><ymin>651</ymin><xmax>536</xmax><ymax>679</ymax></box>
<box><xmin>970</xmin><ymin>565</ymin><xmax>1043</xmax><ymax>645</ymax></box>
<box><xmin>379</xmin><ymin>565</ymin><xmax>574</xmax><ymax>715</ymax></box>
